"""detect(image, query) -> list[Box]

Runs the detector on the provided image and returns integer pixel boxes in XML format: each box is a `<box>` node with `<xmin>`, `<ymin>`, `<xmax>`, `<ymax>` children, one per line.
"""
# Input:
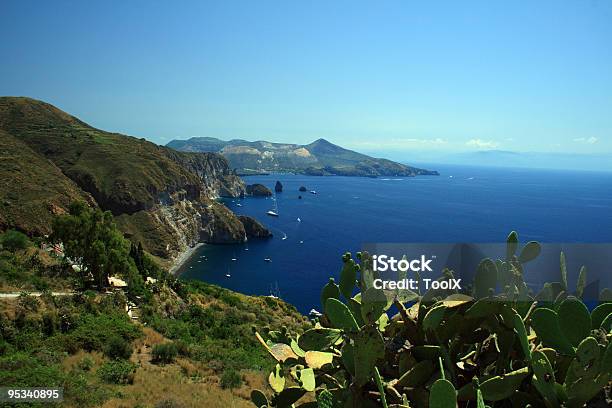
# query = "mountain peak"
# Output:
<box><xmin>310</xmin><ymin>138</ymin><xmax>333</xmax><ymax>146</ymax></box>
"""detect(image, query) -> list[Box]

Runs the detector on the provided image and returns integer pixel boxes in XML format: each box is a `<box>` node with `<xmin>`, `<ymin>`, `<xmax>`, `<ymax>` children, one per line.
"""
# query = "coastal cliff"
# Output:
<box><xmin>0</xmin><ymin>97</ymin><xmax>253</xmax><ymax>267</ymax></box>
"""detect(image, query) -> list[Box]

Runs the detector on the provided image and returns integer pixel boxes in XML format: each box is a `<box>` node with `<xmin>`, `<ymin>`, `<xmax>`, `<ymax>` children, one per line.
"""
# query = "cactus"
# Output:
<box><xmin>374</xmin><ymin>366</ymin><xmax>389</xmax><ymax>408</ymax></box>
<box><xmin>576</xmin><ymin>266</ymin><xmax>587</xmax><ymax>299</ymax></box>
<box><xmin>353</xmin><ymin>324</ymin><xmax>385</xmax><ymax>386</ymax></box>
<box><xmin>558</xmin><ymin>296</ymin><xmax>591</xmax><ymax>347</ymax></box>
<box><xmin>304</xmin><ymin>351</ymin><xmax>334</xmax><ymax>369</ymax></box>
<box><xmin>530</xmin><ymin>308</ymin><xmax>575</xmax><ymax>355</ymax></box>
<box><xmin>272</xmin><ymin>387</ymin><xmax>306</xmax><ymax>408</ymax></box>
<box><xmin>320</xmin><ymin>278</ymin><xmax>340</xmax><ymax>310</ymax></box>
<box><xmin>518</xmin><ymin>241</ymin><xmax>541</xmax><ymax>263</ymax></box>
<box><xmin>512</xmin><ymin>311</ymin><xmax>531</xmax><ymax>360</ymax></box>
<box><xmin>591</xmin><ymin>302</ymin><xmax>612</xmax><ymax>329</ymax></box>
<box><xmin>250</xmin><ymin>232</ymin><xmax>610</xmax><ymax>407</ymax></box>
<box><xmin>429</xmin><ymin>378</ymin><xmax>456</xmax><ymax>408</ymax></box>
<box><xmin>316</xmin><ymin>389</ymin><xmax>333</xmax><ymax>408</ymax></box>
<box><xmin>601</xmin><ymin>313</ymin><xmax>612</xmax><ymax>331</ymax></box>
<box><xmin>325</xmin><ymin>297</ymin><xmax>359</xmax><ymax>331</ymax></box>
<box><xmin>297</xmin><ymin>328</ymin><xmax>342</xmax><ymax>351</ymax></box>
<box><xmin>560</xmin><ymin>251</ymin><xmax>568</xmax><ymax>290</ymax></box>
<box><xmin>268</xmin><ymin>363</ymin><xmax>285</xmax><ymax>393</ymax></box>
<box><xmin>473</xmin><ymin>259</ymin><xmax>497</xmax><ymax>299</ymax></box>
<box><xmin>296</xmin><ymin>367</ymin><xmax>316</xmax><ymax>392</ymax></box>
<box><xmin>506</xmin><ymin>231</ymin><xmax>518</xmax><ymax>259</ymax></box>
<box><xmin>338</xmin><ymin>252</ymin><xmax>358</xmax><ymax>299</ymax></box>
<box><xmin>396</xmin><ymin>360</ymin><xmax>434</xmax><ymax>388</ymax></box>
<box><xmin>251</xmin><ymin>389</ymin><xmax>269</xmax><ymax>408</ymax></box>
<box><xmin>531</xmin><ymin>350</ymin><xmax>558</xmax><ymax>405</ymax></box>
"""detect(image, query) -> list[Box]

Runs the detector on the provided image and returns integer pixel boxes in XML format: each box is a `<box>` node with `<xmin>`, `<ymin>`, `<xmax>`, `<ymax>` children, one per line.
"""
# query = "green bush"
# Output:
<box><xmin>152</xmin><ymin>342</ymin><xmax>178</xmax><ymax>364</ymax></box>
<box><xmin>0</xmin><ymin>230</ymin><xmax>30</xmax><ymax>251</ymax></box>
<box><xmin>104</xmin><ymin>335</ymin><xmax>133</xmax><ymax>360</ymax></box>
<box><xmin>220</xmin><ymin>368</ymin><xmax>242</xmax><ymax>389</ymax></box>
<box><xmin>77</xmin><ymin>356</ymin><xmax>94</xmax><ymax>371</ymax></box>
<box><xmin>97</xmin><ymin>360</ymin><xmax>136</xmax><ymax>384</ymax></box>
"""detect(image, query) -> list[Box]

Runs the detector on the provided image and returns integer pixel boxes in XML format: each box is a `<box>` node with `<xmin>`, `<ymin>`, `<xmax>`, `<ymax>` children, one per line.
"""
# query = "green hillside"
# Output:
<box><xmin>0</xmin><ymin>97</ymin><xmax>240</xmax><ymax>215</ymax></box>
<box><xmin>0</xmin><ymin>129</ymin><xmax>93</xmax><ymax>235</ymax></box>
<box><xmin>0</xmin><ymin>97</ymin><xmax>249</xmax><ymax>262</ymax></box>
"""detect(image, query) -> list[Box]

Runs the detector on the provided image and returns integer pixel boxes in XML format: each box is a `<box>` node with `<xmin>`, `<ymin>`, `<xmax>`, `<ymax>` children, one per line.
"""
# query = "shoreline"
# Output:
<box><xmin>169</xmin><ymin>243</ymin><xmax>204</xmax><ymax>275</ymax></box>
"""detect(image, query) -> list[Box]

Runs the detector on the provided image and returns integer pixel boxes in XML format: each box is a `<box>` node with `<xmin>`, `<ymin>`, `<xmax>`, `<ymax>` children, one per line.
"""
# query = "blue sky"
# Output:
<box><xmin>1</xmin><ymin>0</ymin><xmax>611</xmax><ymax>158</ymax></box>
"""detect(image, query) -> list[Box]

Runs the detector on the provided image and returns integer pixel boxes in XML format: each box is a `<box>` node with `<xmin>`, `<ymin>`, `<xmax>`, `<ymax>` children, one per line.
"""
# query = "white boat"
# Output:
<box><xmin>231</xmin><ymin>258</ymin><xmax>237</xmax><ymax>261</ymax></box>
<box><xmin>236</xmin><ymin>203</ymin><xmax>242</xmax><ymax>207</ymax></box>
<box><xmin>297</xmin><ymin>217</ymin><xmax>301</xmax><ymax>222</ymax></box>
<box><xmin>264</xmin><ymin>258</ymin><xmax>272</xmax><ymax>262</ymax></box>
<box><xmin>310</xmin><ymin>190</ymin><xmax>317</xmax><ymax>194</ymax></box>
<box><xmin>299</xmin><ymin>240</ymin><xmax>304</xmax><ymax>244</ymax></box>
<box><xmin>282</xmin><ymin>236</ymin><xmax>287</xmax><ymax>240</ymax></box>
<box><xmin>266</xmin><ymin>210</ymin><xmax>279</xmax><ymax>217</ymax></box>
<box><xmin>225</xmin><ymin>273</ymin><xmax>231</xmax><ymax>277</ymax></box>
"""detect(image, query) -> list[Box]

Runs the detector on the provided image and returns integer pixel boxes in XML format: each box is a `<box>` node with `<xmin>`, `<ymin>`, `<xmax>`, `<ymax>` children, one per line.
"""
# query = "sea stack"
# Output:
<box><xmin>275</xmin><ymin>181</ymin><xmax>283</xmax><ymax>193</ymax></box>
<box><xmin>299</xmin><ymin>186</ymin><xmax>307</xmax><ymax>192</ymax></box>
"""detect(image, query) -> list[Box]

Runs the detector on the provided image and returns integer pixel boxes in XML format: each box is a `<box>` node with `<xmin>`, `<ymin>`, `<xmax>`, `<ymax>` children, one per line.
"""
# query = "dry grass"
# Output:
<box><xmin>98</xmin><ymin>361</ymin><xmax>258</xmax><ymax>408</ymax></box>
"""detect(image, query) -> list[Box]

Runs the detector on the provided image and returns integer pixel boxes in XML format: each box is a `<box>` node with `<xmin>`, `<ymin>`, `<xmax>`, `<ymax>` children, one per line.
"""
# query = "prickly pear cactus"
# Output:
<box><xmin>249</xmin><ymin>232</ymin><xmax>611</xmax><ymax>408</ymax></box>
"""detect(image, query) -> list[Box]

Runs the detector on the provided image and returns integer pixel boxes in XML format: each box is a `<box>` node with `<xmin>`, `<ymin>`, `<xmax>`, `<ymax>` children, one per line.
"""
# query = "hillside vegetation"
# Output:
<box><xmin>0</xmin><ymin>222</ymin><xmax>308</xmax><ymax>407</ymax></box>
<box><xmin>0</xmin><ymin>97</ymin><xmax>250</xmax><ymax>263</ymax></box>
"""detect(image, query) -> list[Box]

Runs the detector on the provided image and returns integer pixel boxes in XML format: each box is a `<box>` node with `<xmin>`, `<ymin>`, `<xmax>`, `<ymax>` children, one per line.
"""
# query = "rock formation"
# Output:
<box><xmin>246</xmin><ymin>184</ymin><xmax>273</xmax><ymax>197</ymax></box>
<box><xmin>238</xmin><ymin>215</ymin><xmax>272</xmax><ymax>238</ymax></box>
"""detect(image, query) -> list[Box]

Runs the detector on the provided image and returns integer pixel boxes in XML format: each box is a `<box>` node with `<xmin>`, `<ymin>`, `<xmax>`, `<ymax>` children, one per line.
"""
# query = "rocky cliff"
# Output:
<box><xmin>0</xmin><ymin>97</ymin><xmax>254</xmax><ymax>266</ymax></box>
<box><xmin>238</xmin><ymin>215</ymin><xmax>272</xmax><ymax>239</ymax></box>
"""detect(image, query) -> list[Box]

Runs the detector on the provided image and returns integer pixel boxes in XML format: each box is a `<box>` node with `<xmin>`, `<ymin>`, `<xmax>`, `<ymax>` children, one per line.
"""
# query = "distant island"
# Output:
<box><xmin>167</xmin><ymin>137</ymin><xmax>439</xmax><ymax>177</ymax></box>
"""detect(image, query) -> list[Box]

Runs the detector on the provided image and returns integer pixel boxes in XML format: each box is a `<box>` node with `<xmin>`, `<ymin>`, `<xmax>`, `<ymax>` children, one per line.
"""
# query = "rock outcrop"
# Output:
<box><xmin>238</xmin><ymin>215</ymin><xmax>272</xmax><ymax>238</ymax></box>
<box><xmin>275</xmin><ymin>181</ymin><xmax>283</xmax><ymax>193</ymax></box>
<box><xmin>246</xmin><ymin>184</ymin><xmax>273</xmax><ymax>197</ymax></box>
<box><xmin>299</xmin><ymin>186</ymin><xmax>307</xmax><ymax>192</ymax></box>
<box><xmin>0</xmin><ymin>97</ymin><xmax>251</xmax><ymax>266</ymax></box>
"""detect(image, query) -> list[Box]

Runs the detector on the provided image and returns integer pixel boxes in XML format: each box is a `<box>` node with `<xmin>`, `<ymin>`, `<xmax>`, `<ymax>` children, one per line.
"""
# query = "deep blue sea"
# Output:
<box><xmin>178</xmin><ymin>164</ymin><xmax>612</xmax><ymax>313</ymax></box>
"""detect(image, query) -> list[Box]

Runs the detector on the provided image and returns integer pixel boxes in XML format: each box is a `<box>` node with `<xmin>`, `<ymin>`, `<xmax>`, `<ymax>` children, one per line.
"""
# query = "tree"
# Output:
<box><xmin>51</xmin><ymin>202</ymin><xmax>137</xmax><ymax>289</ymax></box>
<box><xmin>0</xmin><ymin>230</ymin><xmax>30</xmax><ymax>252</ymax></box>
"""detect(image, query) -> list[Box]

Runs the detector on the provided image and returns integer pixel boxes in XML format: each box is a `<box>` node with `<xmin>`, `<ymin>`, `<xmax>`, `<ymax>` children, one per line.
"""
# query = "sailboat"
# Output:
<box><xmin>267</xmin><ymin>195</ymin><xmax>279</xmax><ymax>216</ymax></box>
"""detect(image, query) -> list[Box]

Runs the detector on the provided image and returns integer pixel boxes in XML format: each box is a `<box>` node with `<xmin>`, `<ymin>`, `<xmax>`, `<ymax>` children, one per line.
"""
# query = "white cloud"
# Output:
<box><xmin>466</xmin><ymin>139</ymin><xmax>499</xmax><ymax>149</ymax></box>
<box><xmin>573</xmin><ymin>137</ymin><xmax>598</xmax><ymax>144</ymax></box>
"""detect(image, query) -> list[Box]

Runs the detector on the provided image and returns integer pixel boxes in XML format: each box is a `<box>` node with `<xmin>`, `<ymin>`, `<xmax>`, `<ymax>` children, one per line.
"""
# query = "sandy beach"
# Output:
<box><xmin>169</xmin><ymin>243</ymin><xmax>204</xmax><ymax>275</ymax></box>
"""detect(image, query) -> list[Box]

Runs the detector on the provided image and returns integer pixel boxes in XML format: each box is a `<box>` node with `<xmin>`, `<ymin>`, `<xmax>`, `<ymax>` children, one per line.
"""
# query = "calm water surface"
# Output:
<box><xmin>178</xmin><ymin>164</ymin><xmax>612</xmax><ymax>313</ymax></box>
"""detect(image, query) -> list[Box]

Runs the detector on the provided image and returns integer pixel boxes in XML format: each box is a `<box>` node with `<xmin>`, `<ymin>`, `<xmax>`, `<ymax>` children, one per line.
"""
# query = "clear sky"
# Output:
<box><xmin>1</xmin><ymin>0</ymin><xmax>611</xmax><ymax>157</ymax></box>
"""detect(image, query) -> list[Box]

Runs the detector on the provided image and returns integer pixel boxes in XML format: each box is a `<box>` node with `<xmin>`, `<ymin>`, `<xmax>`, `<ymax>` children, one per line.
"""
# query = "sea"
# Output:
<box><xmin>177</xmin><ymin>164</ymin><xmax>612</xmax><ymax>313</ymax></box>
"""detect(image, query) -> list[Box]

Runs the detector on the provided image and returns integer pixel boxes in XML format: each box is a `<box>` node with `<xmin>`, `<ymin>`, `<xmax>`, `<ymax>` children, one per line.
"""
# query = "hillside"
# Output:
<box><xmin>0</xmin><ymin>242</ymin><xmax>308</xmax><ymax>408</ymax></box>
<box><xmin>167</xmin><ymin>136</ymin><xmax>439</xmax><ymax>177</ymax></box>
<box><xmin>0</xmin><ymin>97</ymin><xmax>251</xmax><ymax>262</ymax></box>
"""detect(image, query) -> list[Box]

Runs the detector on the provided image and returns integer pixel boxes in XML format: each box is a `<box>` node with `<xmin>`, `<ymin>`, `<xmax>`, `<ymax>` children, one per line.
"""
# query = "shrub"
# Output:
<box><xmin>97</xmin><ymin>360</ymin><xmax>136</xmax><ymax>384</ymax></box>
<box><xmin>77</xmin><ymin>356</ymin><xmax>94</xmax><ymax>371</ymax></box>
<box><xmin>0</xmin><ymin>230</ymin><xmax>30</xmax><ymax>252</ymax></box>
<box><xmin>104</xmin><ymin>335</ymin><xmax>133</xmax><ymax>360</ymax></box>
<box><xmin>41</xmin><ymin>312</ymin><xmax>57</xmax><ymax>336</ymax></box>
<box><xmin>151</xmin><ymin>342</ymin><xmax>178</xmax><ymax>364</ymax></box>
<box><xmin>220</xmin><ymin>368</ymin><xmax>242</xmax><ymax>389</ymax></box>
